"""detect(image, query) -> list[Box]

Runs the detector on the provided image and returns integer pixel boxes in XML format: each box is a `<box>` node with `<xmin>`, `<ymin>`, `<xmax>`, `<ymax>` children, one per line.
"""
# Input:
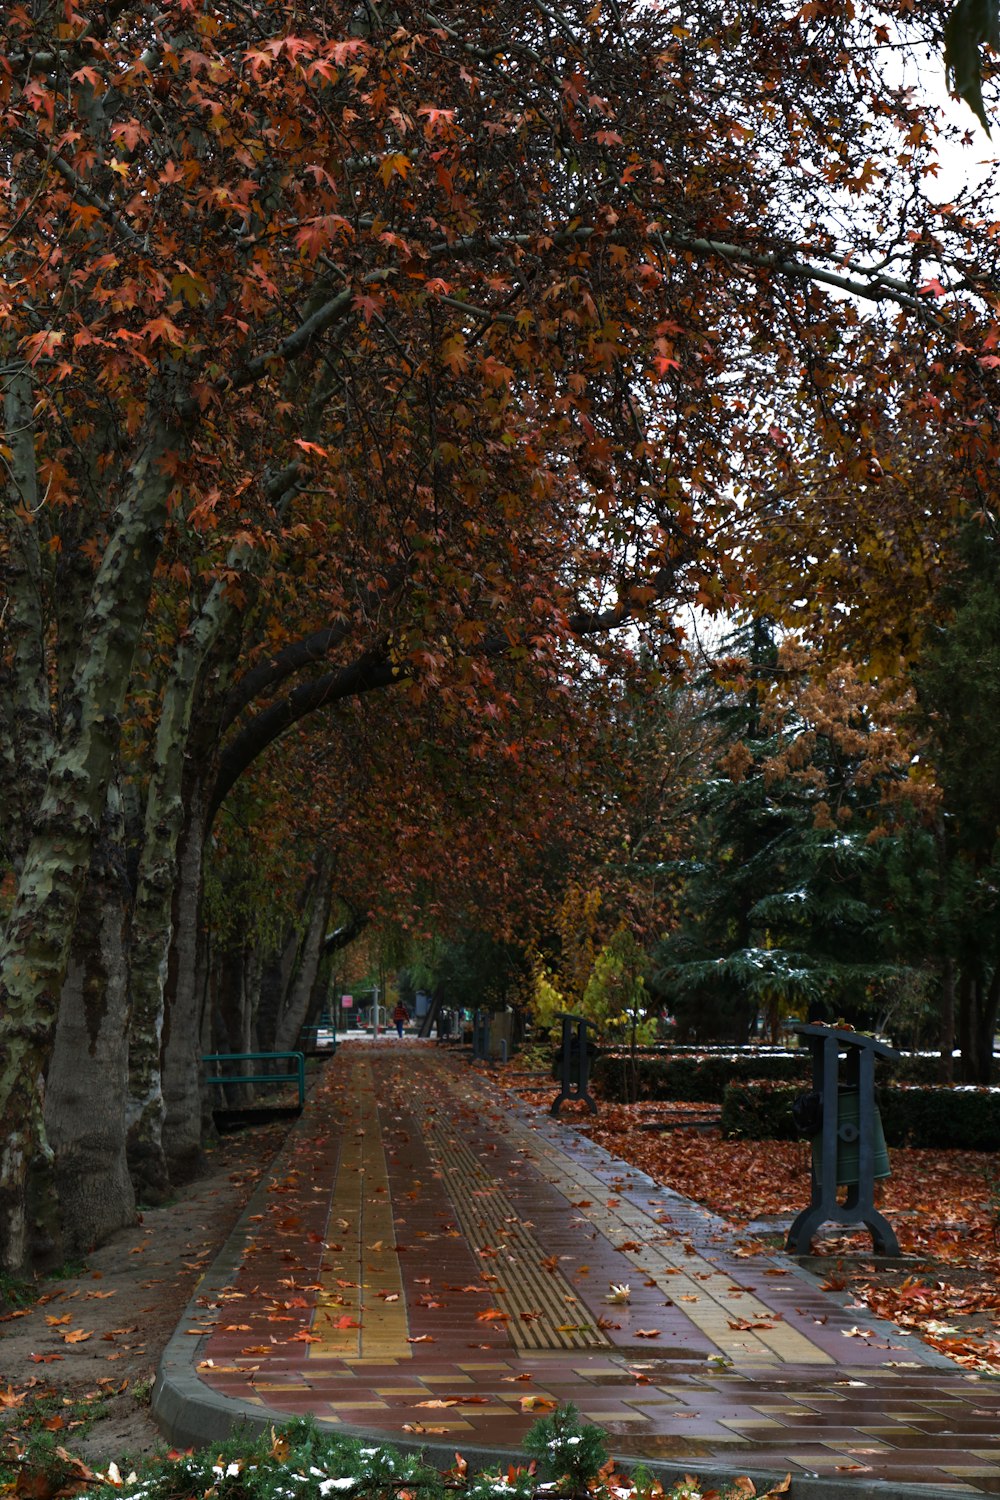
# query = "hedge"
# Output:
<box><xmin>721</xmin><ymin>1079</ymin><xmax>1000</xmax><ymax>1151</ymax></box>
<box><xmin>591</xmin><ymin>1048</ymin><xmax>950</xmax><ymax>1102</ymax></box>
<box><xmin>593</xmin><ymin>1052</ymin><xmax>805</xmax><ymax>1102</ymax></box>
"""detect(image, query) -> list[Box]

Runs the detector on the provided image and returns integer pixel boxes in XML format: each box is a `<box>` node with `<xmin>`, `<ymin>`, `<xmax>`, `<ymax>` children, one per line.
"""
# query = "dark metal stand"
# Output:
<box><xmin>786</xmin><ymin>1023</ymin><xmax>900</xmax><ymax>1256</ymax></box>
<box><xmin>550</xmin><ymin>1013</ymin><xmax>598</xmax><ymax>1116</ymax></box>
<box><xmin>472</xmin><ymin>1009</ymin><xmax>490</xmax><ymax>1060</ymax></box>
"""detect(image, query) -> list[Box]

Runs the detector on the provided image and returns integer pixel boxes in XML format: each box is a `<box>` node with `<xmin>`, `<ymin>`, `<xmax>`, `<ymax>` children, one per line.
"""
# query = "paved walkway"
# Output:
<box><xmin>154</xmin><ymin>1042</ymin><xmax>1000</xmax><ymax>1496</ymax></box>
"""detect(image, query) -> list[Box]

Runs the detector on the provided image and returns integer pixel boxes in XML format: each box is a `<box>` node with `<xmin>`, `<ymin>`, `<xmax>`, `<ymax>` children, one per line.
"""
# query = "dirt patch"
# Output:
<box><xmin>0</xmin><ymin>1119</ymin><xmax>291</xmax><ymax>1470</ymax></box>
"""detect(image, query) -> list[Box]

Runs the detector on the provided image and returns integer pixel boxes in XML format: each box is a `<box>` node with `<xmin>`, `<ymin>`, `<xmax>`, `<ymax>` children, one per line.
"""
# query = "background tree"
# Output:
<box><xmin>655</xmin><ymin>628</ymin><xmax>926</xmax><ymax>1042</ymax></box>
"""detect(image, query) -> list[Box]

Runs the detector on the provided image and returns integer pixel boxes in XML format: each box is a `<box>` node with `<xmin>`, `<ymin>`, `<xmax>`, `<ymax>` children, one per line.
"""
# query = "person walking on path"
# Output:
<box><xmin>392</xmin><ymin>1000</ymin><xmax>409</xmax><ymax>1038</ymax></box>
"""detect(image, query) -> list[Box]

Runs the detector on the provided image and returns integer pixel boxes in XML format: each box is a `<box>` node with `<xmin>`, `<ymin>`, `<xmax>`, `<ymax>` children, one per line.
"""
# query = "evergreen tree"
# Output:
<box><xmin>655</xmin><ymin>624</ymin><xmax>914</xmax><ymax>1042</ymax></box>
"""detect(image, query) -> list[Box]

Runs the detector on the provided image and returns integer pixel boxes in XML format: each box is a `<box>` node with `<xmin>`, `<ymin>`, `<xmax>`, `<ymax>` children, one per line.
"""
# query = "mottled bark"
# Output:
<box><xmin>2</xmin><ymin>364</ymin><xmax>55</xmax><ymax>865</ymax></box>
<box><xmin>127</xmin><ymin>580</ymin><xmax>236</xmax><ymax>1199</ymax></box>
<box><xmin>0</xmin><ymin>417</ymin><xmax>176</xmax><ymax>1273</ymax></box>
<box><xmin>42</xmin><ymin>785</ymin><xmax>136</xmax><ymax>1258</ymax></box>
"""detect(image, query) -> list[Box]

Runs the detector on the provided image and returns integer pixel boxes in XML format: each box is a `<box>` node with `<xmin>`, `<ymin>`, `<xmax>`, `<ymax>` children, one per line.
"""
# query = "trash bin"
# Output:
<box><xmin>812</xmin><ymin>1087</ymin><xmax>891</xmax><ymax>1186</ymax></box>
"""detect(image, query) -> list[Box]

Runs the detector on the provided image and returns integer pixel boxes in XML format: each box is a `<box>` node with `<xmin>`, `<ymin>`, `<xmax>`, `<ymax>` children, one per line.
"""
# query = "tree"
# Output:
<box><xmin>909</xmin><ymin>527</ymin><xmax>1000</xmax><ymax>1081</ymax></box>
<box><xmin>655</xmin><ymin>627</ymin><xmax>924</xmax><ymax>1041</ymax></box>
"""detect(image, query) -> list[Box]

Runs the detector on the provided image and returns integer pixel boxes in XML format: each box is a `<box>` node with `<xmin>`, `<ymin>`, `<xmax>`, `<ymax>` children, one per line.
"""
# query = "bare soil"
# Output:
<box><xmin>0</xmin><ymin>1119</ymin><xmax>291</xmax><ymax>1471</ymax></box>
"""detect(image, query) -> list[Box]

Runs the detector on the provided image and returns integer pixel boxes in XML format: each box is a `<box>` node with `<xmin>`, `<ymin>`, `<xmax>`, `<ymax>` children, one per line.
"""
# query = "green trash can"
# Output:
<box><xmin>812</xmin><ymin>1088</ymin><xmax>891</xmax><ymax>1186</ymax></box>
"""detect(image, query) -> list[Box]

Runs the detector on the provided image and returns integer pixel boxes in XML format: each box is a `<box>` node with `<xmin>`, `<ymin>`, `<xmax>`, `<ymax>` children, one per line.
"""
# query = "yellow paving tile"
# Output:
<box><xmin>310</xmin><ymin>1054</ymin><xmax>410</xmax><ymax>1361</ymax></box>
<box><xmin>720</xmin><ymin>1417</ymin><xmax>783</xmax><ymax>1429</ymax></box>
<box><xmin>326</xmin><ymin>1400</ymin><xmax>391</xmax><ymax>1410</ymax></box>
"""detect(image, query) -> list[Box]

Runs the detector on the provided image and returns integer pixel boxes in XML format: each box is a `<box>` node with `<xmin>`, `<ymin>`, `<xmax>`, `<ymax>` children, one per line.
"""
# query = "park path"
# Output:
<box><xmin>154</xmin><ymin>1042</ymin><xmax>1000</xmax><ymax>1495</ymax></box>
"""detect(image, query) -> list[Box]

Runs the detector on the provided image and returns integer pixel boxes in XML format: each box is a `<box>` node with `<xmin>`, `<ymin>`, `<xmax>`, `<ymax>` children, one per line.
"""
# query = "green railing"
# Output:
<box><xmin>298</xmin><ymin>1024</ymin><xmax>337</xmax><ymax>1052</ymax></box>
<box><xmin>202</xmin><ymin>1051</ymin><xmax>306</xmax><ymax>1106</ymax></box>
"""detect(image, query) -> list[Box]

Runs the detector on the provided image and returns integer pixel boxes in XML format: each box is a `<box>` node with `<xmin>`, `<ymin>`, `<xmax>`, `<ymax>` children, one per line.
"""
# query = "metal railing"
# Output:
<box><xmin>202</xmin><ymin>1051</ymin><xmax>306</xmax><ymax>1107</ymax></box>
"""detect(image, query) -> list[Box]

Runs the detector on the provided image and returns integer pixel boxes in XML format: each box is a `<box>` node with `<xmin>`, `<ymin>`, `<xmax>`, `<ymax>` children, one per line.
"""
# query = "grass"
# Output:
<box><xmin>0</xmin><ymin>1271</ymin><xmax>34</xmax><ymax>1312</ymax></box>
<box><xmin>44</xmin><ymin>1259</ymin><xmax>90</xmax><ymax>1282</ymax></box>
<box><xmin>0</xmin><ymin>1390</ymin><xmax>109</xmax><ymax>1492</ymax></box>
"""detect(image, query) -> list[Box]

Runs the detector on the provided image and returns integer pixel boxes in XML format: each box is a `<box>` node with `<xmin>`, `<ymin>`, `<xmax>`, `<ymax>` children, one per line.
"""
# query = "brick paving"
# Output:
<box><xmin>153</xmin><ymin>1041</ymin><xmax>1000</xmax><ymax>1494</ymax></box>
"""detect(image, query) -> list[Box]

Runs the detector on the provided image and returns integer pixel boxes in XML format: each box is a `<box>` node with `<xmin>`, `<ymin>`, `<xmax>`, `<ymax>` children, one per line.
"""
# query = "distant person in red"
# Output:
<box><xmin>392</xmin><ymin>1001</ymin><xmax>409</xmax><ymax>1038</ymax></box>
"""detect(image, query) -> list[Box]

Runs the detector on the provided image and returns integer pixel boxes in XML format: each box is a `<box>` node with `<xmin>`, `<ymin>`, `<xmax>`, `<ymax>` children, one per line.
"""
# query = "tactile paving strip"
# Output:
<box><xmin>428</xmin><ymin>1062</ymin><xmax>833</xmax><ymax>1366</ymax></box>
<box><xmin>423</xmin><ymin>1112</ymin><xmax>610</xmax><ymax>1352</ymax></box>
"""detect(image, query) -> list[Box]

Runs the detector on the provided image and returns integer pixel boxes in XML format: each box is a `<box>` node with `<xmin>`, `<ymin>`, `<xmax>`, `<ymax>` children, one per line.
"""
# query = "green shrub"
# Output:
<box><xmin>721</xmin><ymin>1080</ymin><xmax>1000</xmax><ymax>1150</ymax></box>
<box><xmin>521</xmin><ymin>1402</ymin><xmax>608</xmax><ymax>1491</ymax></box>
<box><xmin>593</xmin><ymin>1051</ymin><xmax>807</xmax><ymax>1103</ymax></box>
<box><xmin>82</xmin><ymin>1412</ymin><xmax>615</xmax><ymax>1500</ymax></box>
<box><xmin>591</xmin><ymin>1045</ymin><xmax>954</xmax><ymax>1108</ymax></box>
<box><xmin>894</xmin><ymin>1053</ymin><xmax>952</xmax><ymax>1085</ymax></box>
<box><xmin>878</xmin><ymin>1085</ymin><xmax>1000</xmax><ymax>1151</ymax></box>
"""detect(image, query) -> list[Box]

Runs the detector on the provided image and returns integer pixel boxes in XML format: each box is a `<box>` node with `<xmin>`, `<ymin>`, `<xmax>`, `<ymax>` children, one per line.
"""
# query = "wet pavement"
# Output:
<box><xmin>153</xmin><ymin>1041</ymin><xmax>1000</xmax><ymax>1495</ymax></box>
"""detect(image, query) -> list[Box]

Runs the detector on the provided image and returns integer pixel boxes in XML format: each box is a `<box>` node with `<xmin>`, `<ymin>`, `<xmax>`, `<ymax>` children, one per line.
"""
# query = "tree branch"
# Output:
<box><xmin>207</xmin><ymin>647</ymin><xmax>400</xmax><ymax>828</ymax></box>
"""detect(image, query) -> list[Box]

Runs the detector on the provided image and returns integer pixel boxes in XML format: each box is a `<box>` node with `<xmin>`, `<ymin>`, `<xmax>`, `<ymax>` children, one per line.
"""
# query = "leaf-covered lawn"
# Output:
<box><xmin>506</xmin><ymin>1085</ymin><xmax>1000</xmax><ymax>1372</ymax></box>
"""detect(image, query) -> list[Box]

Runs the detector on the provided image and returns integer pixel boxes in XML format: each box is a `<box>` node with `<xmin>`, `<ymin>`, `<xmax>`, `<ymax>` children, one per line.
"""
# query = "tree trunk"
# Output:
<box><xmin>0</xmin><ymin>417</ymin><xmax>177</xmax><ymax>1273</ymax></box>
<box><xmin>958</xmin><ymin>970</ymin><xmax>975</xmax><ymax>1083</ymax></box>
<box><xmin>255</xmin><ymin>929</ymin><xmax>300</xmax><ymax>1054</ymax></box>
<box><xmin>2</xmin><ymin>365</ymin><xmax>55</xmax><ymax>868</ymax></box>
<box><xmin>160</xmin><ymin>787</ymin><xmax>210</xmax><ymax>1184</ymax></box>
<box><xmin>974</xmin><ymin>965</ymin><xmax>1000</xmax><ymax>1086</ymax></box>
<box><xmin>274</xmin><ymin>856</ymin><xmax>333</xmax><ymax>1054</ymax></box>
<box><xmin>938</xmin><ymin>957</ymin><xmax>955</xmax><ymax>1085</ymax></box>
<box><xmin>209</xmin><ymin>943</ymin><xmax>254</xmax><ymax>1103</ymax></box>
<box><xmin>127</xmin><ymin>578</ymin><xmax>237</xmax><ymax>1200</ymax></box>
<box><xmin>41</xmin><ymin>785</ymin><xmax>136</xmax><ymax>1258</ymax></box>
